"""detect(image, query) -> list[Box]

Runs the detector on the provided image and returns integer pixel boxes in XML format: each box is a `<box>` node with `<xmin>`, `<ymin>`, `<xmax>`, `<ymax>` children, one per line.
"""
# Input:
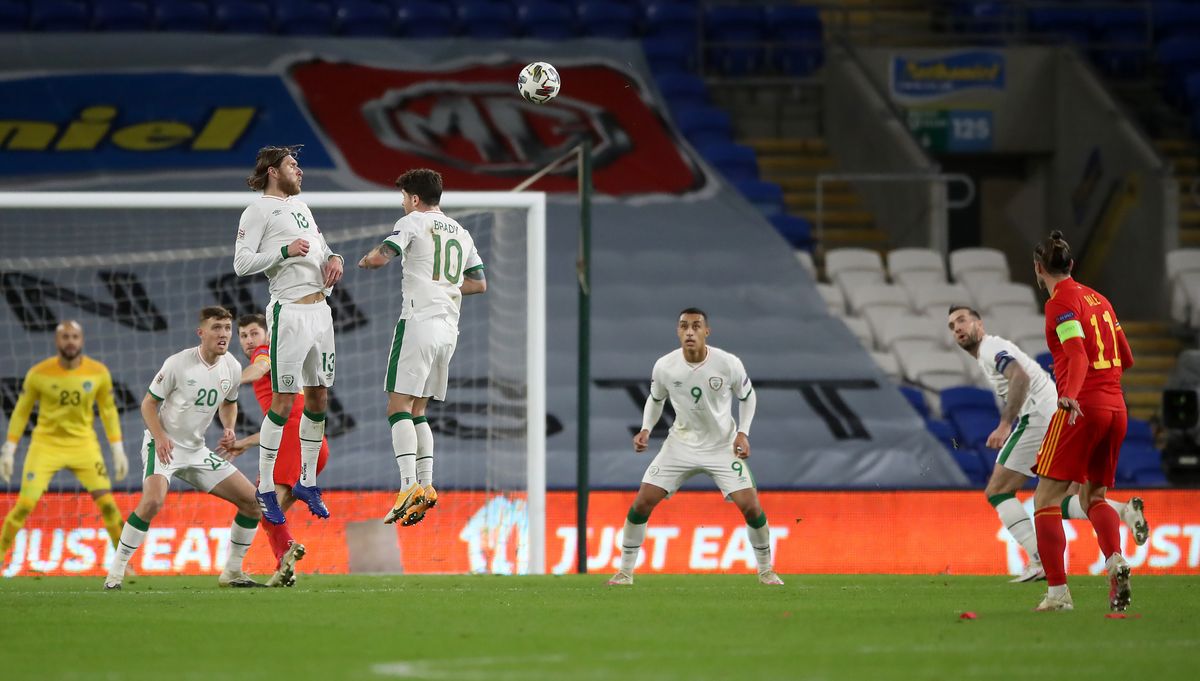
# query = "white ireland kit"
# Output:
<box><xmin>143</xmin><ymin>348</ymin><xmax>241</xmax><ymax>491</ymax></box>
<box><xmin>234</xmin><ymin>194</ymin><xmax>339</xmax><ymax>393</ymax></box>
<box><xmin>975</xmin><ymin>334</ymin><xmax>1058</xmax><ymax>476</ymax></box>
<box><xmin>642</xmin><ymin>346</ymin><xmax>756</xmax><ymax>498</ymax></box>
<box><xmin>382</xmin><ymin>210</ymin><xmax>485</xmax><ymax>399</ymax></box>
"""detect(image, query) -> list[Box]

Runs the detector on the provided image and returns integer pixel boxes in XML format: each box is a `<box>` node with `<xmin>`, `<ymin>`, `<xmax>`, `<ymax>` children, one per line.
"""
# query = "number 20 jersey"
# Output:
<box><xmin>1043</xmin><ymin>278</ymin><xmax>1131</xmax><ymax>412</ymax></box>
<box><xmin>147</xmin><ymin>348</ymin><xmax>241</xmax><ymax>451</ymax></box>
<box><xmin>383</xmin><ymin>209</ymin><xmax>484</xmax><ymax>329</ymax></box>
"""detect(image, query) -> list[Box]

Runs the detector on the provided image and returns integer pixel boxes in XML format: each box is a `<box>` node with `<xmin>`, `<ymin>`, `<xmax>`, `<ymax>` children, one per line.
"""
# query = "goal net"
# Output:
<box><xmin>0</xmin><ymin>191</ymin><xmax>546</xmax><ymax>577</ymax></box>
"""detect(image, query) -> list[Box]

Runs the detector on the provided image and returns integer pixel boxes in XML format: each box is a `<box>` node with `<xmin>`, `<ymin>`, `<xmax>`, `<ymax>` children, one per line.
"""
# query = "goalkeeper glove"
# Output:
<box><xmin>110</xmin><ymin>441</ymin><xmax>128</xmax><ymax>481</ymax></box>
<box><xmin>0</xmin><ymin>441</ymin><xmax>15</xmax><ymax>484</ymax></box>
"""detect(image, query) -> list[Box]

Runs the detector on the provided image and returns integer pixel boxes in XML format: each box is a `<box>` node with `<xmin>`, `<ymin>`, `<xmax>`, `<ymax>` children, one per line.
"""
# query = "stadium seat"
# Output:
<box><xmin>643</xmin><ymin>1</ymin><xmax>698</xmax><ymax>42</ymax></box>
<box><xmin>898</xmin><ymin>384</ymin><xmax>930</xmax><ymax>418</ymax></box>
<box><xmin>274</xmin><ymin>0</ymin><xmax>334</xmax><ymax>35</ymax></box>
<box><xmin>672</xmin><ymin>105</ymin><xmax>732</xmax><ymax>147</ymax></box>
<box><xmin>455</xmin><ymin>1</ymin><xmax>517</xmax><ymax>39</ymax></box>
<box><xmin>1027</xmin><ymin>7</ymin><xmax>1092</xmax><ymax>45</ymax></box>
<box><xmin>92</xmin><ymin>0</ymin><xmax>153</xmax><ymax>30</ymax></box>
<box><xmin>842</xmin><ymin>316</ymin><xmax>874</xmax><ymax>350</ymax></box>
<box><xmin>926</xmin><ymin>418</ymin><xmax>958</xmax><ymax>451</ymax></box>
<box><xmin>517</xmin><ymin>1</ymin><xmax>576</xmax><ymax>40</ymax></box>
<box><xmin>336</xmin><ymin>0</ymin><xmax>394</xmax><ymax>36</ymax></box>
<box><xmin>703</xmin><ymin>5</ymin><xmax>765</xmax><ymax>75</ymax></box>
<box><xmin>577</xmin><ymin>1</ymin><xmax>637</xmax><ymax>39</ymax></box>
<box><xmin>947</xmin><ymin>410</ymin><xmax>999</xmax><ymax>451</ymax></box>
<box><xmin>0</xmin><ymin>0</ymin><xmax>26</xmax><ymax>30</ymax></box>
<box><xmin>1166</xmin><ymin>249</ymin><xmax>1200</xmax><ymax>325</ymax></box>
<box><xmin>764</xmin><ymin>4</ymin><xmax>823</xmax><ymax>76</ymax></box>
<box><xmin>794</xmin><ymin>249</ymin><xmax>815</xmax><ymax>279</ymax></box>
<box><xmin>974</xmin><ymin>283</ymin><xmax>1038</xmax><ymax>318</ymax></box>
<box><xmin>950</xmin><ymin>448</ymin><xmax>987</xmax><ymax>485</ymax></box>
<box><xmin>656</xmin><ymin>73</ymin><xmax>709</xmax><ymax>110</ymax></box>
<box><xmin>30</xmin><ymin>1</ymin><xmax>90</xmax><ymax>31</ymax></box>
<box><xmin>1035</xmin><ymin>351</ymin><xmax>1054</xmax><ymax>378</ymax></box>
<box><xmin>769</xmin><ymin>214</ymin><xmax>814</xmax><ymax>252</ymax></box>
<box><xmin>698</xmin><ymin>142</ymin><xmax>759</xmax><ymax>182</ymax></box>
<box><xmin>816</xmin><ymin>283</ymin><xmax>846</xmax><ymax>315</ymax></box>
<box><xmin>901</xmin><ymin>349</ymin><xmax>968</xmax><ymax>390</ymax></box>
<box><xmin>825</xmin><ymin>247</ymin><xmax>885</xmax><ymax>290</ymax></box>
<box><xmin>871</xmin><ymin>351</ymin><xmax>901</xmax><ymax>381</ymax></box>
<box><xmin>1131</xmin><ymin>467</ymin><xmax>1169</xmax><ymax>486</ymax></box>
<box><xmin>887</xmin><ymin>247</ymin><xmax>947</xmax><ymax>292</ymax></box>
<box><xmin>911</xmin><ymin>282</ymin><xmax>973</xmax><ymax>321</ymax></box>
<box><xmin>1153</xmin><ymin>2</ymin><xmax>1200</xmax><ymax>42</ymax></box>
<box><xmin>1126</xmin><ymin>417</ymin><xmax>1154</xmax><ymax>446</ymax></box>
<box><xmin>643</xmin><ymin>37</ymin><xmax>698</xmax><ymax>74</ymax></box>
<box><xmin>1176</xmin><ymin>271</ymin><xmax>1200</xmax><ymax>328</ymax></box>
<box><xmin>214</xmin><ymin>0</ymin><xmax>273</xmax><ymax>33</ymax></box>
<box><xmin>1117</xmin><ymin>443</ymin><xmax>1162</xmax><ymax>484</ymax></box>
<box><xmin>949</xmin><ymin>247</ymin><xmax>1009</xmax><ymax>294</ymax></box>
<box><xmin>154</xmin><ymin>0</ymin><xmax>212</xmax><ymax>32</ymax></box>
<box><xmin>732</xmin><ymin>179</ymin><xmax>785</xmax><ymax>217</ymax></box>
<box><xmin>941</xmin><ymin>385</ymin><xmax>997</xmax><ymax>415</ymax></box>
<box><xmin>977</xmin><ymin>447</ymin><xmax>998</xmax><ymax>471</ymax></box>
<box><xmin>395</xmin><ymin>3</ymin><xmax>454</xmax><ymax>37</ymax></box>
<box><xmin>880</xmin><ymin>316</ymin><xmax>942</xmax><ymax>356</ymax></box>
<box><xmin>846</xmin><ymin>283</ymin><xmax>910</xmax><ymax>318</ymax></box>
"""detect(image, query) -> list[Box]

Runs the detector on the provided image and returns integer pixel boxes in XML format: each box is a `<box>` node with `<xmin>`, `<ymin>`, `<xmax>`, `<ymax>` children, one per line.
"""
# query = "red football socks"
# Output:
<box><xmin>1034</xmin><ymin>507</ymin><xmax>1068</xmax><ymax>586</ymax></box>
<box><xmin>1087</xmin><ymin>499</ymin><xmax>1123</xmax><ymax>559</ymax></box>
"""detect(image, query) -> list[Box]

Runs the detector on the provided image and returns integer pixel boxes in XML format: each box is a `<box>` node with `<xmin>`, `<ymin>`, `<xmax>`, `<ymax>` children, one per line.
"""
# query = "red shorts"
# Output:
<box><xmin>1035</xmin><ymin>407</ymin><xmax>1126</xmax><ymax>487</ymax></box>
<box><xmin>272</xmin><ymin>417</ymin><xmax>329</xmax><ymax>486</ymax></box>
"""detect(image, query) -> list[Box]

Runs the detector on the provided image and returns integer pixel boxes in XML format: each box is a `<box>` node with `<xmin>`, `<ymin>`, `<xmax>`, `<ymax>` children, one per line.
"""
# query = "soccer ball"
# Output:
<box><xmin>518</xmin><ymin>62</ymin><xmax>561</xmax><ymax>104</ymax></box>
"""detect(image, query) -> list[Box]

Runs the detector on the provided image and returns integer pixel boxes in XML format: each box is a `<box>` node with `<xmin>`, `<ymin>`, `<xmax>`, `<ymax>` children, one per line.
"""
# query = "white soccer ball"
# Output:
<box><xmin>518</xmin><ymin>62</ymin><xmax>561</xmax><ymax>104</ymax></box>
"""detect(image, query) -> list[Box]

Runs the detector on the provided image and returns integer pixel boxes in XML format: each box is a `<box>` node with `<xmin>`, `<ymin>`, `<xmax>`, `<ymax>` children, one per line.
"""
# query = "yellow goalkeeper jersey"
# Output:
<box><xmin>5</xmin><ymin>356</ymin><xmax>122</xmax><ymax>447</ymax></box>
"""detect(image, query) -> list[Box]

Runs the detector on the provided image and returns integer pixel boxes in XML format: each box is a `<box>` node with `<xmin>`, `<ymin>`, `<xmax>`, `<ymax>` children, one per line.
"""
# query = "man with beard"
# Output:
<box><xmin>234</xmin><ymin>145</ymin><xmax>344</xmax><ymax>525</ymax></box>
<box><xmin>0</xmin><ymin>320</ymin><xmax>128</xmax><ymax>568</ymax></box>
<box><xmin>947</xmin><ymin>306</ymin><xmax>1147</xmax><ymax>587</ymax></box>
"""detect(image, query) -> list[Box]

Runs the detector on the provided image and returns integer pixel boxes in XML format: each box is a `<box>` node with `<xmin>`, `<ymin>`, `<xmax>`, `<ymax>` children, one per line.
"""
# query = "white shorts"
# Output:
<box><xmin>266</xmin><ymin>299</ymin><xmax>336</xmax><ymax>394</ymax></box>
<box><xmin>641</xmin><ymin>437</ymin><xmax>756</xmax><ymax>499</ymax></box>
<box><xmin>997</xmin><ymin>410</ymin><xmax>1051</xmax><ymax>477</ymax></box>
<box><xmin>140</xmin><ymin>430</ymin><xmax>237</xmax><ymax>493</ymax></box>
<box><xmin>384</xmin><ymin>317</ymin><xmax>458</xmax><ymax>401</ymax></box>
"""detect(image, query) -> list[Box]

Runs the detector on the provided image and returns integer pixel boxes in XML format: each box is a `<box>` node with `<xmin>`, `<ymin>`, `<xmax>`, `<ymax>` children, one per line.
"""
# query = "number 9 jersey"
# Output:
<box><xmin>1042</xmin><ymin>278</ymin><xmax>1134</xmax><ymax>411</ymax></box>
<box><xmin>383</xmin><ymin>209</ymin><xmax>484</xmax><ymax>330</ymax></box>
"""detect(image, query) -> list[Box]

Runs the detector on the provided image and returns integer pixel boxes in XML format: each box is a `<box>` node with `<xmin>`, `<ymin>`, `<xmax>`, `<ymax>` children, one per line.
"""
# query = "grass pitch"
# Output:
<box><xmin>1</xmin><ymin>574</ymin><xmax>1196</xmax><ymax>680</ymax></box>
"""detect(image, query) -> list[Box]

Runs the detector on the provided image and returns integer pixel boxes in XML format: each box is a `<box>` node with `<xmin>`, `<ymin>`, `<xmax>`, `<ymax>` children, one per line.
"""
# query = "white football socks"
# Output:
<box><xmin>414</xmin><ymin>417</ymin><xmax>434</xmax><ymax>487</ymax></box>
<box><xmin>995</xmin><ymin>497</ymin><xmax>1040</xmax><ymax>562</ymax></box>
<box><xmin>257</xmin><ymin>411</ymin><xmax>286</xmax><ymax>494</ymax></box>
<box><xmin>225</xmin><ymin>514</ymin><xmax>259</xmax><ymax>575</ymax></box>
<box><xmin>747</xmin><ymin>516</ymin><xmax>773</xmax><ymax>572</ymax></box>
<box><xmin>298</xmin><ymin>410</ymin><xmax>325</xmax><ymax>487</ymax></box>
<box><xmin>389</xmin><ymin>413</ymin><xmax>417</xmax><ymax>489</ymax></box>
<box><xmin>619</xmin><ymin>516</ymin><xmax>648</xmax><ymax>574</ymax></box>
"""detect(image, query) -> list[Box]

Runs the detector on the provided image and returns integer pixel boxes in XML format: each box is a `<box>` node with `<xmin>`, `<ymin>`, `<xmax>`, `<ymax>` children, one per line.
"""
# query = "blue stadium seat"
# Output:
<box><xmin>274</xmin><ymin>0</ymin><xmax>335</xmax><ymax>36</ymax></box>
<box><xmin>947</xmin><ymin>0</ymin><xmax>1009</xmax><ymax>35</ymax></box>
<box><xmin>336</xmin><ymin>0</ymin><xmax>394</xmax><ymax>36</ymax></box>
<box><xmin>951</xmin><ymin>448</ymin><xmax>987</xmax><ymax>486</ymax></box>
<box><xmin>643</xmin><ymin>37</ymin><xmax>697</xmax><ymax>74</ymax></box>
<box><xmin>950</xmin><ymin>411</ymin><xmax>999</xmax><ymax>451</ymax></box>
<box><xmin>656</xmin><ymin>73</ymin><xmax>709</xmax><ymax>109</ymax></box>
<box><xmin>0</xmin><ymin>0</ymin><xmax>27</xmax><ymax>31</ymax></box>
<box><xmin>1027</xmin><ymin>7</ymin><xmax>1092</xmax><ymax>44</ymax></box>
<box><xmin>733</xmin><ymin>179</ymin><xmax>785</xmax><ymax>217</ymax></box>
<box><xmin>769</xmin><ymin>214</ymin><xmax>814</xmax><ymax>252</ymax></box>
<box><xmin>1153</xmin><ymin>2</ymin><xmax>1200</xmax><ymax>41</ymax></box>
<box><xmin>154</xmin><ymin>0</ymin><xmax>212</xmax><ymax>32</ymax></box>
<box><xmin>1131</xmin><ymin>467</ymin><xmax>1169</xmax><ymax>487</ymax></box>
<box><xmin>672</xmin><ymin>105</ymin><xmax>731</xmax><ymax>147</ymax></box>
<box><xmin>643</xmin><ymin>1</ymin><xmax>698</xmax><ymax>42</ymax></box>
<box><xmin>1092</xmin><ymin>28</ymin><xmax>1147</xmax><ymax>79</ymax></box>
<box><xmin>926</xmin><ymin>418</ymin><xmax>957</xmax><ymax>451</ymax></box>
<box><xmin>1035</xmin><ymin>351</ymin><xmax>1053</xmax><ymax>378</ymax></box>
<box><xmin>1117</xmin><ymin>442</ymin><xmax>1162</xmax><ymax>483</ymax></box>
<box><xmin>698</xmin><ymin>142</ymin><xmax>759</xmax><ymax>182</ymax></box>
<box><xmin>940</xmin><ymin>386</ymin><xmax>997</xmax><ymax>417</ymax></box>
<box><xmin>577</xmin><ymin>1</ymin><xmax>637</xmax><ymax>39</ymax></box>
<box><xmin>766</xmin><ymin>5</ymin><xmax>824</xmax><ymax>76</ymax></box>
<box><xmin>30</xmin><ymin>1</ymin><xmax>90</xmax><ymax>31</ymax></box>
<box><xmin>395</xmin><ymin>2</ymin><xmax>453</xmax><ymax>37</ymax></box>
<box><xmin>214</xmin><ymin>0</ymin><xmax>273</xmax><ymax>34</ymax></box>
<box><xmin>977</xmin><ymin>447</ymin><xmax>997</xmax><ymax>471</ymax></box>
<box><xmin>516</xmin><ymin>1</ymin><xmax>576</xmax><ymax>40</ymax></box>
<box><xmin>1126</xmin><ymin>417</ymin><xmax>1154</xmax><ymax>446</ymax></box>
<box><xmin>704</xmin><ymin>5</ymin><xmax>765</xmax><ymax>75</ymax></box>
<box><xmin>455</xmin><ymin>1</ymin><xmax>517</xmax><ymax>39</ymax></box>
<box><xmin>92</xmin><ymin>0</ymin><xmax>153</xmax><ymax>31</ymax></box>
<box><xmin>898</xmin><ymin>385</ymin><xmax>930</xmax><ymax>419</ymax></box>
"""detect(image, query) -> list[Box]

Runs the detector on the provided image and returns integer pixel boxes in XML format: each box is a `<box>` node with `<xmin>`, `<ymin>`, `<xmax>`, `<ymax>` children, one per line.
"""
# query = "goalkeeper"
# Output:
<box><xmin>0</xmin><ymin>321</ymin><xmax>128</xmax><ymax>567</ymax></box>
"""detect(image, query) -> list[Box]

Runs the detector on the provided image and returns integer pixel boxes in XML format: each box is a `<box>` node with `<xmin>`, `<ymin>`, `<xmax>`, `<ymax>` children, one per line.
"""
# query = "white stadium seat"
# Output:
<box><xmin>879</xmin><ymin>315</ymin><xmax>943</xmax><ymax>356</ymax></box>
<box><xmin>1167</xmin><ymin>249</ymin><xmax>1200</xmax><ymax>326</ymax></box>
<box><xmin>887</xmin><ymin>248</ymin><xmax>946</xmax><ymax>292</ymax></box>
<box><xmin>817</xmin><ymin>283</ymin><xmax>846</xmax><ymax>316</ymax></box>
<box><xmin>910</xmin><ymin>282</ymin><xmax>973</xmax><ymax>315</ymax></box>
<box><xmin>842</xmin><ymin>315</ymin><xmax>875</xmax><ymax>349</ymax></box>
<box><xmin>870</xmin><ymin>351</ymin><xmax>902</xmax><ymax>381</ymax></box>
<box><xmin>795</xmin><ymin>250</ymin><xmax>816</xmax><ymax>279</ymax></box>
<box><xmin>846</xmin><ymin>283</ymin><xmax>910</xmax><ymax>316</ymax></box>
<box><xmin>900</xmin><ymin>349</ymin><xmax>968</xmax><ymax>391</ymax></box>
<box><xmin>950</xmin><ymin>247</ymin><xmax>1010</xmax><ymax>296</ymax></box>
<box><xmin>975</xmin><ymin>282</ymin><xmax>1038</xmax><ymax>318</ymax></box>
<box><xmin>825</xmin><ymin>248</ymin><xmax>886</xmax><ymax>298</ymax></box>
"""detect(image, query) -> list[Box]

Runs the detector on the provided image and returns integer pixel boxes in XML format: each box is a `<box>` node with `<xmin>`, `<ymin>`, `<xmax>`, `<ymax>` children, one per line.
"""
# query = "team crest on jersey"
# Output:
<box><xmin>220</xmin><ymin>379</ymin><xmax>232</xmax><ymax>393</ymax></box>
<box><xmin>282</xmin><ymin>375</ymin><xmax>295</xmax><ymax>388</ymax></box>
<box><xmin>82</xmin><ymin>381</ymin><xmax>93</xmax><ymax>392</ymax></box>
<box><xmin>708</xmin><ymin>377</ymin><xmax>723</xmax><ymax>391</ymax></box>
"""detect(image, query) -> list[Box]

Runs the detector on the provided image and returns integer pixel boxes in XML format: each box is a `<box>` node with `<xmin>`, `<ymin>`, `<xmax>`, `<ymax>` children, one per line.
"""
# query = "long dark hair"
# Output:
<box><xmin>1033</xmin><ymin>230</ymin><xmax>1073</xmax><ymax>276</ymax></box>
<box><xmin>246</xmin><ymin>145</ymin><xmax>302</xmax><ymax>192</ymax></box>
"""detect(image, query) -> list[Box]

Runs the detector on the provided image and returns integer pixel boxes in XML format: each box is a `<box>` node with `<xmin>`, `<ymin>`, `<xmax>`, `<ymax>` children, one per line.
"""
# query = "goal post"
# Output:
<box><xmin>0</xmin><ymin>191</ymin><xmax>547</xmax><ymax>575</ymax></box>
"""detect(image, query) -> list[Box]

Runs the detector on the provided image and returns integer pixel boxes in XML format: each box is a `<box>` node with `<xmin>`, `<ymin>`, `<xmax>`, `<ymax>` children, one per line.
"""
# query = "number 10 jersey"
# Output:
<box><xmin>383</xmin><ymin>209</ymin><xmax>485</xmax><ymax>331</ymax></box>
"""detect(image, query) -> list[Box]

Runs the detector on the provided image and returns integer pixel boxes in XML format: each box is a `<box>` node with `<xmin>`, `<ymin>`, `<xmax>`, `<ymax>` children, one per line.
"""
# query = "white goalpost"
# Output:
<box><xmin>0</xmin><ymin>191</ymin><xmax>547</xmax><ymax>576</ymax></box>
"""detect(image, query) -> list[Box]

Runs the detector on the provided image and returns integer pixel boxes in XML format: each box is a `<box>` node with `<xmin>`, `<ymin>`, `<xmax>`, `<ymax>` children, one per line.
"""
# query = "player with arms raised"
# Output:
<box><xmin>948</xmin><ymin>306</ymin><xmax>1147</xmax><ymax>584</ymax></box>
<box><xmin>358</xmin><ymin>169</ymin><xmax>486</xmax><ymax>525</ymax></box>
<box><xmin>234</xmin><ymin>145</ymin><xmax>344</xmax><ymax>524</ymax></box>
<box><xmin>609</xmin><ymin>308</ymin><xmax>782</xmax><ymax>586</ymax></box>
<box><xmin>104</xmin><ymin>307</ymin><xmax>264</xmax><ymax>590</ymax></box>
<box><xmin>1030</xmin><ymin>231</ymin><xmax>1135</xmax><ymax>612</ymax></box>
<box><xmin>1</xmin><ymin>321</ymin><xmax>128</xmax><ymax>569</ymax></box>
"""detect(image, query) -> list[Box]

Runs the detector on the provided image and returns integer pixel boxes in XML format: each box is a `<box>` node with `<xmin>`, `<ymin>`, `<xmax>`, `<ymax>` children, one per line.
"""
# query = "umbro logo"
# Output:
<box><xmin>272</xmin><ymin>209</ymin><xmax>284</xmax><ymax>216</ymax></box>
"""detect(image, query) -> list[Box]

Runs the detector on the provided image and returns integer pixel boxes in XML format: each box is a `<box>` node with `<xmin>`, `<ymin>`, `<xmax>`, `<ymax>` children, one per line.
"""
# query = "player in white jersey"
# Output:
<box><xmin>948</xmin><ymin>306</ymin><xmax>1149</xmax><ymax>583</ymax></box>
<box><xmin>234</xmin><ymin>146</ymin><xmax>344</xmax><ymax>525</ymax></box>
<box><xmin>103</xmin><ymin>307</ymin><xmax>265</xmax><ymax>590</ymax></box>
<box><xmin>358</xmin><ymin>169</ymin><xmax>487</xmax><ymax>526</ymax></box>
<box><xmin>608</xmin><ymin>309</ymin><xmax>783</xmax><ymax>586</ymax></box>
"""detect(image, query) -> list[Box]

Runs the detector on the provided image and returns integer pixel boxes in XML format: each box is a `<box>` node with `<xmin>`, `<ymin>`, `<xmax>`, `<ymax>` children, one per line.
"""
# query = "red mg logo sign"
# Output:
<box><xmin>290</xmin><ymin>61</ymin><xmax>703</xmax><ymax>194</ymax></box>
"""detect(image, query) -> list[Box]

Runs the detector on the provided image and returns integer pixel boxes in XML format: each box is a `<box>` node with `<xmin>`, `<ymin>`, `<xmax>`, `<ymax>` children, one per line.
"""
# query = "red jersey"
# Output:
<box><xmin>250</xmin><ymin>345</ymin><xmax>306</xmax><ymax>420</ymax></box>
<box><xmin>1043</xmin><ymin>278</ymin><xmax>1134</xmax><ymax>411</ymax></box>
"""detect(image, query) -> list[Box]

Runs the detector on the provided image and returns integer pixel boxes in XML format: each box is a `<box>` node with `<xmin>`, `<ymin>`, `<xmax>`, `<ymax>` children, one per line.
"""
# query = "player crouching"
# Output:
<box><xmin>104</xmin><ymin>307</ymin><xmax>266</xmax><ymax>590</ymax></box>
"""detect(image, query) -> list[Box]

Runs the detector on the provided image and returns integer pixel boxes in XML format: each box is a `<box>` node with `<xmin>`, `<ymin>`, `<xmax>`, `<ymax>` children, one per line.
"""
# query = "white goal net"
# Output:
<box><xmin>0</xmin><ymin>191</ymin><xmax>546</xmax><ymax>577</ymax></box>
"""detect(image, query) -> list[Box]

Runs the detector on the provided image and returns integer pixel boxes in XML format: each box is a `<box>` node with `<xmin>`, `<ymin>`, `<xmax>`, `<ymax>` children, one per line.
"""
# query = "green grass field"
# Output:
<box><xmin>1</xmin><ymin>574</ymin><xmax>1196</xmax><ymax>680</ymax></box>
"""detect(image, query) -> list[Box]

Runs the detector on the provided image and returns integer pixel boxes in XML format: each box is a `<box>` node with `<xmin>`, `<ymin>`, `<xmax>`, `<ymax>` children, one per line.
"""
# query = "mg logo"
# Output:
<box><xmin>362</xmin><ymin>82</ymin><xmax>628</xmax><ymax>176</ymax></box>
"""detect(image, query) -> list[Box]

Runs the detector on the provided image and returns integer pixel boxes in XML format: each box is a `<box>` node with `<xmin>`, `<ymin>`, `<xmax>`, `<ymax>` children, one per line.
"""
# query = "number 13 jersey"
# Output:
<box><xmin>1043</xmin><ymin>278</ymin><xmax>1133</xmax><ymax>411</ymax></box>
<box><xmin>383</xmin><ymin>209</ymin><xmax>485</xmax><ymax>329</ymax></box>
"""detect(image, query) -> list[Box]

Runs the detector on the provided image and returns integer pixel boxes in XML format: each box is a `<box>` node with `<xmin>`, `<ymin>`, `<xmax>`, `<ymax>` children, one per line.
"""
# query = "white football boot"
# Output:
<box><xmin>1121</xmin><ymin>497</ymin><xmax>1149</xmax><ymax>547</ymax></box>
<box><xmin>1106</xmin><ymin>553</ymin><xmax>1132</xmax><ymax>612</ymax></box>
<box><xmin>606</xmin><ymin>571</ymin><xmax>634</xmax><ymax>586</ymax></box>
<box><xmin>1034</xmin><ymin>588</ymin><xmax>1074</xmax><ymax>612</ymax></box>
<box><xmin>1010</xmin><ymin>560</ymin><xmax>1046</xmax><ymax>583</ymax></box>
<box><xmin>758</xmin><ymin>569</ymin><xmax>785</xmax><ymax>585</ymax></box>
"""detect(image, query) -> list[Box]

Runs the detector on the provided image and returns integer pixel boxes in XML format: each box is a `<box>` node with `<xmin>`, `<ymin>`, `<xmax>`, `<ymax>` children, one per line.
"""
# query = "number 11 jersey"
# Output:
<box><xmin>383</xmin><ymin>209</ymin><xmax>485</xmax><ymax>329</ymax></box>
<box><xmin>1043</xmin><ymin>278</ymin><xmax>1133</xmax><ymax>411</ymax></box>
